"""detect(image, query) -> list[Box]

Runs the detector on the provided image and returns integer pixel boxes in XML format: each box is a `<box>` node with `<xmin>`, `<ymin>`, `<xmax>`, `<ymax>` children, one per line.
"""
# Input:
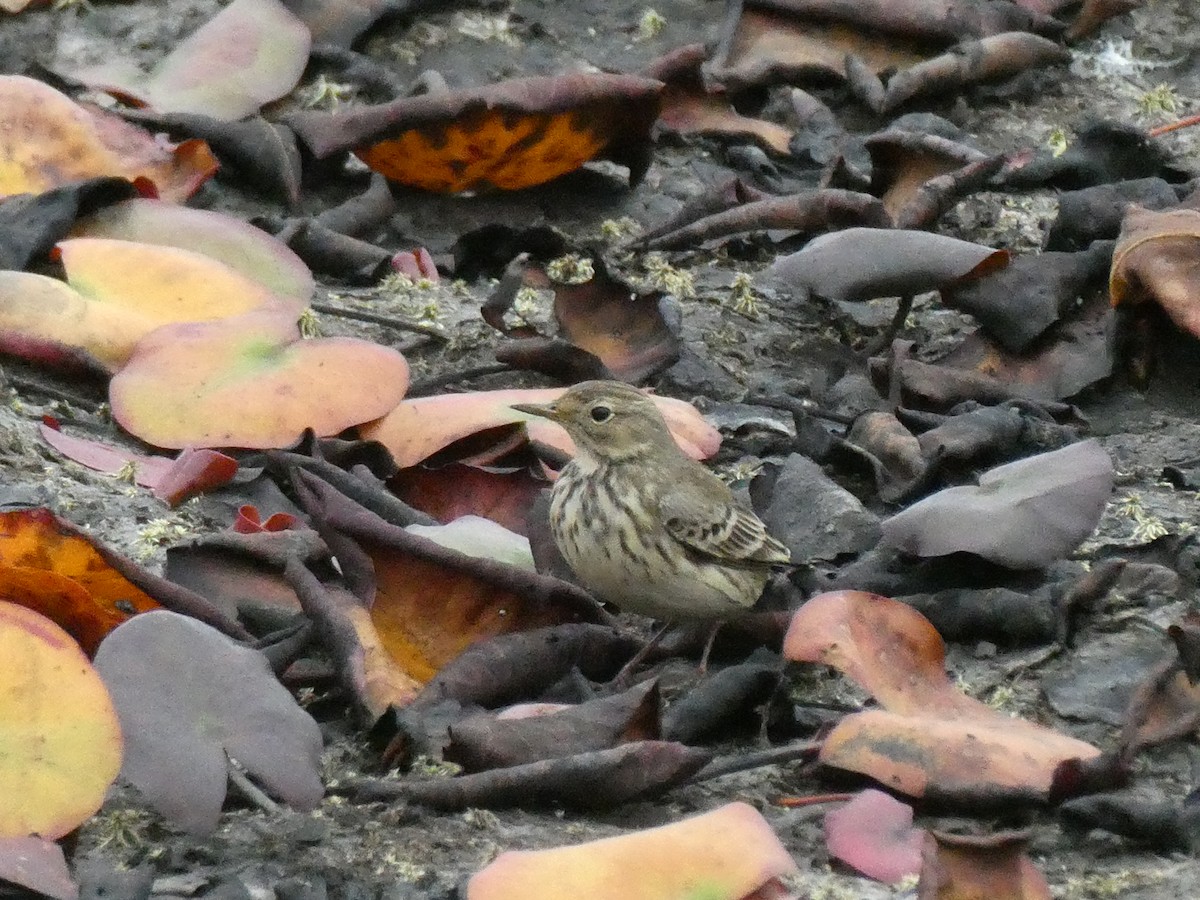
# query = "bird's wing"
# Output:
<box><xmin>661</xmin><ymin>490</ymin><xmax>792</xmax><ymax>565</ymax></box>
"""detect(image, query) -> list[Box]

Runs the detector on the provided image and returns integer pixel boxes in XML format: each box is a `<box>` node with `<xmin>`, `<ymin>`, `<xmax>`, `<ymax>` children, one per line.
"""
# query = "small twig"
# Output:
<box><xmin>226</xmin><ymin>756</ymin><xmax>281</xmax><ymax>815</ymax></box>
<box><xmin>742</xmin><ymin>392</ymin><xmax>855</xmax><ymax>427</ymax></box>
<box><xmin>687</xmin><ymin>740</ymin><xmax>821</xmax><ymax>784</ymax></box>
<box><xmin>774</xmin><ymin>792</ymin><xmax>854</xmax><ymax>808</ymax></box>
<box><xmin>310</xmin><ymin>301</ymin><xmax>449</xmax><ymax>340</ymax></box>
<box><xmin>405</xmin><ymin>363</ymin><xmax>516</xmax><ymax>397</ymax></box>
<box><xmin>6</xmin><ymin>372</ymin><xmax>104</xmax><ymax>410</ymax></box>
<box><xmin>1148</xmin><ymin>113</ymin><xmax>1200</xmax><ymax>138</ymax></box>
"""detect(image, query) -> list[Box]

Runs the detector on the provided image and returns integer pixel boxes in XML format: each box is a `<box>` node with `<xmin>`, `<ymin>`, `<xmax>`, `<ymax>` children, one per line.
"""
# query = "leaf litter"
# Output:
<box><xmin>1</xmin><ymin>0</ymin><xmax>1200</xmax><ymax>897</ymax></box>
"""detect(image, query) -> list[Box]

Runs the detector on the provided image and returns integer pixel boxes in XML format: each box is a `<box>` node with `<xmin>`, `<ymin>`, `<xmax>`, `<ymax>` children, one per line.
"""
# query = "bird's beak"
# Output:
<box><xmin>510</xmin><ymin>401</ymin><xmax>561</xmax><ymax>422</ymax></box>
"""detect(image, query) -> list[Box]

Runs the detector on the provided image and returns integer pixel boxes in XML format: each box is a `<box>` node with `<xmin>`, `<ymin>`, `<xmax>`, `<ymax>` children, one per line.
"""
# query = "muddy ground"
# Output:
<box><xmin>3</xmin><ymin>0</ymin><xmax>1200</xmax><ymax>897</ymax></box>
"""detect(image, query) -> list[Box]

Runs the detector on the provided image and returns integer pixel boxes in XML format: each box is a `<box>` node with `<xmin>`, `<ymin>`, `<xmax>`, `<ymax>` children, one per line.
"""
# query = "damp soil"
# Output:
<box><xmin>3</xmin><ymin>0</ymin><xmax>1200</xmax><ymax>897</ymax></box>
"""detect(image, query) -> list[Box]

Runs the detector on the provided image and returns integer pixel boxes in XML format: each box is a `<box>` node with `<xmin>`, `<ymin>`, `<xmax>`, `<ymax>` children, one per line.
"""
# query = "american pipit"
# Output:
<box><xmin>512</xmin><ymin>381</ymin><xmax>791</xmax><ymax>677</ymax></box>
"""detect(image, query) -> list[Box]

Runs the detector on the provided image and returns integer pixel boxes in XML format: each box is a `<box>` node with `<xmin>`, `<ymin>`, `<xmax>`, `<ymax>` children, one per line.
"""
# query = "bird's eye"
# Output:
<box><xmin>590</xmin><ymin>405</ymin><xmax>613</xmax><ymax>423</ymax></box>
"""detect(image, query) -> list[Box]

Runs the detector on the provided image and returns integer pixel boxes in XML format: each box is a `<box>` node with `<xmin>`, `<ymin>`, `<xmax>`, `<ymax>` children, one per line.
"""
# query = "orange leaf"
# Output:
<box><xmin>0</xmin><ymin>565</ymin><xmax>123</xmax><ymax>657</ymax></box>
<box><xmin>0</xmin><ymin>509</ymin><xmax>161</xmax><ymax>632</ymax></box>
<box><xmin>784</xmin><ymin>591</ymin><xmax>1099</xmax><ymax>800</ymax></box>
<box><xmin>0</xmin><ymin>75</ymin><xmax>217</xmax><ymax>202</ymax></box>
<box><xmin>0</xmin><ymin>601</ymin><xmax>122</xmax><ymax>839</ymax></box>
<box><xmin>1110</xmin><ymin>205</ymin><xmax>1200</xmax><ymax>339</ymax></box>
<box><xmin>467</xmin><ymin>802</ymin><xmax>796</xmax><ymax>900</ymax></box>
<box><xmin>288</xmin><ymin>73</ymin><xmax>662</xmax><ymax>193</ymax></box>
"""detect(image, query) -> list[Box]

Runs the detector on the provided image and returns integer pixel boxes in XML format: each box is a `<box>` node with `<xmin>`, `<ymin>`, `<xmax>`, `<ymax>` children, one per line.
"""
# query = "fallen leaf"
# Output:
<box><xmin>60</xmin><ymin>237</ymin><xmax>304</xmax><ymax>325</ymax></box>
<box><xmin>881</xmin><ymin>32</ymin><xmax>1070</xmax><ymax>113</ymax></box>
<box><xmin>917</xmin><ymin>830</ymin><xmax>1051</xmax><ymax>900</ymax></box>
<box><xmin>825</xmin><ymin>789</ymin><xmax>924</xmax><ymax>883</ymax></box>
<box><xmin>286</xmin><ymin>72</ymin><xmax>662</xmax><ymax>192</ymax></box>
<box><xmin>93</xmin><ymin>610</ymin><xmax>324</xmax><ymax>835</ymax></box>
<box><xmin>646</xmin><ymin>45</ymin><xmax>794</xmax><ymax>154</ymax></box>
<box><xmin>0</xmin><ymin>508</ymin><xmax>161</xmax><ymax>636</ymax></box>
<box><xmin>880</xmin><ymin>440</ymin><xmax>1113</xmax><ymax>569</ymax></box>
<box><xmin>784</xmin><ymin>591</ymin><xmax>1100</xmax><ymax>801</ymax></box>
<box><xmin>292</xmin><ymin>470</ymin><xmax>600</xmax><ymax>684</ymax></box>
<box><xmin>390</xmin><ymin>463</ymin><xmax>545</xmax><ymax>536</ymax></box>
<box><xmin>109</xmin><ymin>310</ymin><xmax>410</xmax><ymax>450</ymax></box>
<box><xmin>0</xmin><ymin>271</ymin><xmax>153</xmax><ymax>373</ymax></box>
<box><xmin>468</xmin><ymin>802</ymin><xmax>796</xmax><ymax>900</ymax></box>
<box><xmin>0</xmin><ymin>75</ymin><xmax>217</xmax><ymax>202</ymax></box>
<box><xmin>445</xmin><ymin>680</ymin><xmax>661</xmax><ymax>772</ymax></box>
<box><xmin>0</xmin><ymin>176</ymin><xmax>137</xmax><ymax>270</ymax></box>
<box><xmin>0</xmin><ymin>601</ymin><xmax>122</xmax><ymax>840</ymax></box>
<box><xmin>73</xmin><ymin>198</ymin><xmax>314</xmax><ymax>302</ymax></box>
<box><xmin>769</xmin><ymin>228</ymin><xmax>1008</xmax><ymax>302</ymax></box>
<box><xmin>40</xmin><ymin>419</ymin><xmax>174</xmax><ymax>487</ymax></box>
<box><xmin>0</xmin><ymin>836</ymin><xmax>77</xmax><ymax>900</ymax></box>
<box><xmin>1110</xmin><ymin>205</ymin><xmax>1200</xmax><ymax>339</ymax></box>
<box><xmin>68</xmin><ymin>0</ymin><xmax>311</xmax><ymax>121</ymax></box>
<box><xmin>360</xmin><ymin>387</ymin><xmax>720</xmax><ymax>468</ymax></box>
<box><xmin>353</xmin><ymin>741</ymin><xmax>711</xmax><ymax>811</ymax></box>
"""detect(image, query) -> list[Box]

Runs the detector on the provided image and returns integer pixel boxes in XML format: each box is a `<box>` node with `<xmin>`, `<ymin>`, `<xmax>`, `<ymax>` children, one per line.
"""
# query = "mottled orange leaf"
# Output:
<box><xmin>0</xmin><ymin>509</ymin><xmax>161</xmax><ymax>630</ymax></box>
<box><xmin>0</xmin><ymin>601</ymin><xmax>122</xmax><ymax>839</ymax></box>
<box><xmin>288</xmin><ymin>73</ymin><xmax>662</xmax><ymax>193</ymax></box>
<box><xmin>0</xmin><ymin>565</ymin><xmax>123</xmax><ymax>657</ymax></box>
<box><xmin>784</xmin><ymin>591</ymin><xmax>1099</xmax><ymax>801</ymax></box>
<box><xmin>468</xmin><ymin>802</ymin><xmax>796</xmax><ymax>900</ymax></box>
<box><xmin>0</xmin><ymin>76</ymin><xmax>217</xmax><ymax>202</ymax></box>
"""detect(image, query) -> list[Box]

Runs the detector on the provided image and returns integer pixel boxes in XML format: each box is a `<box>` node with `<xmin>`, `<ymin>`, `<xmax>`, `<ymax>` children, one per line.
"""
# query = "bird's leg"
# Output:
<box><xmin>611</xmin><ymin>622</ymin><xmax>673</xmax><ymax>687</ymax></box>
<box><xmin>861</xmin><ymin>294</ymin><xmax>914</xmax><ymax>357</ymax></box>
<box><xmin>697</xmin><ymin>622</ymin><xmax>724</xmax><ymax>676</ymax></box>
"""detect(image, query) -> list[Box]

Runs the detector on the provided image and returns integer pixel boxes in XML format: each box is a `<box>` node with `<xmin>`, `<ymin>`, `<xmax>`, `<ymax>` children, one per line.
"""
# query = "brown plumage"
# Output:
<box><xmin>512</xmin><ymin>381</ymin><xmax>790</xmax><ymax>631</ymax></box>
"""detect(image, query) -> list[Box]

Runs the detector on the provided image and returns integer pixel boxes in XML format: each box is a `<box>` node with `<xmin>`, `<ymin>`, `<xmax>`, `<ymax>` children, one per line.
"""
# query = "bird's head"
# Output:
<box><xmin>511</xmin><ymin>381</ymin><xmax>678</xmax><ymax>463</ymax></box>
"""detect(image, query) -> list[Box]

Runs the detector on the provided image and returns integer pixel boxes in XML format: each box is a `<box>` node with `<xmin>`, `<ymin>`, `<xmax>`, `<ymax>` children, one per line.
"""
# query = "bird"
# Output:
<box><xmin>511</xmin><ymin>381</ymin><xmax>791</xmax><ymax>680</ymax></box>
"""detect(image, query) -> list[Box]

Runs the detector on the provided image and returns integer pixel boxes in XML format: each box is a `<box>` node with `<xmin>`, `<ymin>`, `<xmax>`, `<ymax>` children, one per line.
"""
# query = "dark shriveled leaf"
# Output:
<box><xmin>346</xmin><ymin>741</ymin><xmax>710</xmax><ymax>811</ymax></box>
<box><xmin>881</xmin><ymin>440</ymin><xmax>1113</xmax><ymax>568</ymax></box>
<box><xmin>770</xmin><ymin>228</ymin><xmax>1008</xmax><ymax>302</ymax></box>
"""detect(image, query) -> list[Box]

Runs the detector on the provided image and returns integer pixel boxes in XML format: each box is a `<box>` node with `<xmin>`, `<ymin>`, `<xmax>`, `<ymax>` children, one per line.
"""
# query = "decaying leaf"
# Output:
<box><xmin>0</xmin><ymin>176</ymin><xmax>137</xmax><ymax>271</ymax></box>
<box><xmin>67</xmin><ymin>0</ymin><xmax>311</xmax><ymax>121</ymax></box>
<box><xmin>0</xmin><ymin>76</ymin><xmax>217</xmax><ymax>202</ymax></box>
<box><xmin>109</xmin><ymin>310</ymin><xmax>410</xmax><ymax>450</ymax></box>
<box><xmin>0</xmin><ymin>601</ymin><xmax>122</xmax><ymax>840</ymax></box>
<box><xmin>467</xmin><ymin>802</ymin><xmax>797</xmax><ymax>900</ymax></box>
<box><xmin>769</xmin><ymin>228</ymin><xmax>1008</xmax><ymax>302</ymax></box>
<box><xmin>286</xmin><ymin>72</ymin><xmax>663</xmax><ymax>192</ymax></box>
<box><xmin>784</xmin><ymin>591</ymin><xmax>1101</xmax><ymax>802</ymax></box>
<box><xmin>917</xmin><ymin>830</ymin><xmax>1051</xmax><ymax>900</ymax></box>
<box><xmin>825</xmin><ymin>789</ymin><xmax>924</xmax><ymax>883</ymax></box>
<box><xmin>1110</xmin><ymin>205</ymin><xmax>1200</xmax><ymax>340</ymax></box>
<box><xmin>645</xmin><ymin>45</ymin><xmax>794</xmax><ymax>155</ymax></box>
<box><xmin>93</xmin><ymin>610</ymin><xmax>323</xmax><ymax>835</ymax></box>
<box><xmin>360</xmin><ymin>387</ymin><xmax>720</xmax><ymax>469</ymax></box>
<box><xmin>0</xmin><ymin>508</ymin><xmax>162</xmax><ymax>650</ymax></box>
<box><xmin>880</xmin><ymin>440</ymin><xmax>1113</xmax><ymax>569</ymax></box>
